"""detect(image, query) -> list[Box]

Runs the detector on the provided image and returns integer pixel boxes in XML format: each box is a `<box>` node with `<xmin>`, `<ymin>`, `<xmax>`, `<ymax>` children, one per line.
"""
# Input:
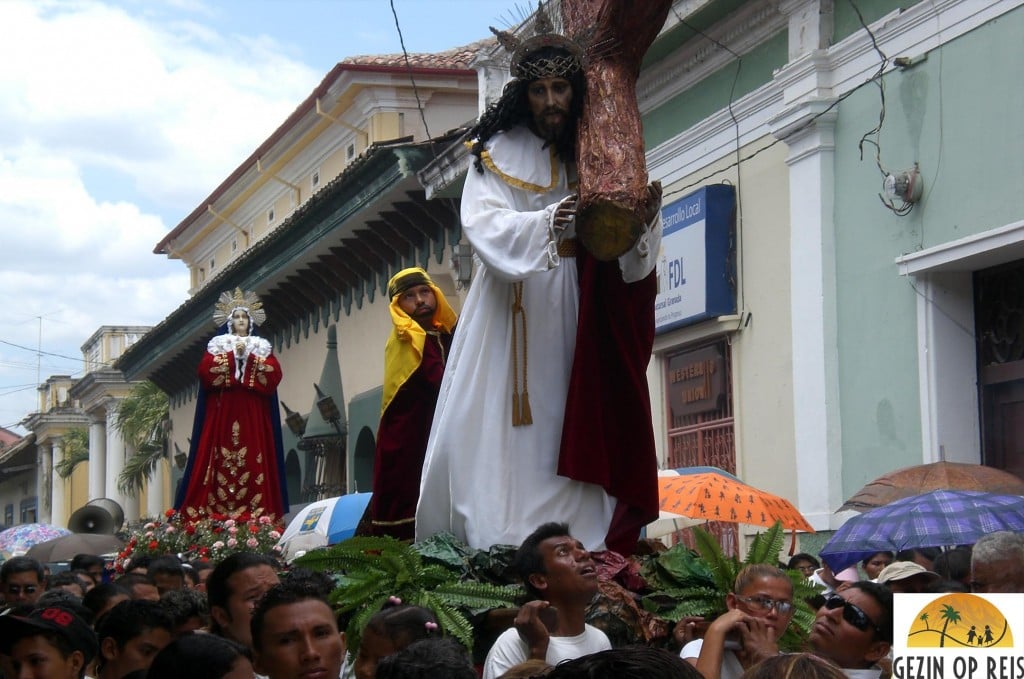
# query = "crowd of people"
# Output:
<box><xmin>1</xmin><ymin>528</ymin><xmax>1021</xmax><ymax>679</ymax></box>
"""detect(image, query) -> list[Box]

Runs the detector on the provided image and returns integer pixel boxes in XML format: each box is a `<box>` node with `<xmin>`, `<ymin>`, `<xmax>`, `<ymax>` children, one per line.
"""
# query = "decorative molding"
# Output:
<box><xmin>896</xmin><ymin>219</ymin><xmax>1024</xmax><ymax>275</ymax></box>
<box><xmin>638</xmin><ymin>0</ymin><xmax>787</xmax><ymax>113</ymax></box>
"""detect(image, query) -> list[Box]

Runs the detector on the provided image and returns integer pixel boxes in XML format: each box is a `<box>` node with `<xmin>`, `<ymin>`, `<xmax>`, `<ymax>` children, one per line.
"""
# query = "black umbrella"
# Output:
<box><xmin>25</xmin><ymin>533</ymin><xmax>124</xmax><ymax>562</ymax></box>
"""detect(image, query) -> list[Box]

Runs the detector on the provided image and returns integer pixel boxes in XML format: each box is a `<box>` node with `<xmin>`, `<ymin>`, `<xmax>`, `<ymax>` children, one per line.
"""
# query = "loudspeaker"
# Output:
<box><xmin>68</xmin><ymin>498</ymin><xmax>125</xmax><ymax>534</ymax></box>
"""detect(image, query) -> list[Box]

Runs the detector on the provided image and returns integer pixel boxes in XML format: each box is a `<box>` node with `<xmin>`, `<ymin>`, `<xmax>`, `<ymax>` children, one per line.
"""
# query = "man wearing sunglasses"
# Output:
<box><xmin>808</xmin><ymin>582</ymin><xmax>892</xmax><ymax>678</ymax></box>
<box><xmin>1</xmin><ymin>556</ymin><xmax>45</xmax><ymax>606</ymax></box>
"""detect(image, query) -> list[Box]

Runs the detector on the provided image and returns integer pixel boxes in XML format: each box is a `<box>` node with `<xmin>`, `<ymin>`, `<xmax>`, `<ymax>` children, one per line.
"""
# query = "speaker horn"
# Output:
<box><xmin>86</xmin><ymin>498</ymin><xmax>125</xmax><ymax>528</ymax></box>
<box><xmin>68</xmin><ymin>498</ymin><xmax>125</xmax><ymax>534</ymax></box>
<box><xmin>68</xmin><ymin>506</ymin><xmax>116</xmax><ymax>534</ymax></box>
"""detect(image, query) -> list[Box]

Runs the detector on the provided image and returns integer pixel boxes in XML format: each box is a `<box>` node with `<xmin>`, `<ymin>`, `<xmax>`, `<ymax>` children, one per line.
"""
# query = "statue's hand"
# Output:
<box><xmin>644</xmin><ymin>180</ymin><xmax>663</xmax><ymax>225</ymax></box>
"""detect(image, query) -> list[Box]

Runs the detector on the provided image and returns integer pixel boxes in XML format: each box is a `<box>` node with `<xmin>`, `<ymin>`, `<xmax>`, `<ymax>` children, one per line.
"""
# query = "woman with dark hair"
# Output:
<box><xmin>147</xmin><ymin>633</ymin><xmax>253</xmax><ymax>679</ymax></box>
<box><xmin>352</xmin><ymin>601</ymin><xmax>440</xmax><ymax>679</ymax></box>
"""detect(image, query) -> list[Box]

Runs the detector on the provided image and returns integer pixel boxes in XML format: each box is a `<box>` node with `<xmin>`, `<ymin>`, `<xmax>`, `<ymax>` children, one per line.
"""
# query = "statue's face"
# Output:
<box><xmin>527</xmin><ymin>76</ymin><xmax>572</xmax><ymax>141</ymax></box>
<box><xmin>231</xmin><ymin>309</ymin><xmax>251</xmax><ymax>335</ymax></box>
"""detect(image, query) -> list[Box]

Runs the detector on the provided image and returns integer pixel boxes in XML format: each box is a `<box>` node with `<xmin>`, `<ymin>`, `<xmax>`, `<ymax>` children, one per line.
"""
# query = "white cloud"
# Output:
<box><xmin>0</xmin><ymin>0</ymin><xmax>322</xmax><ymax>430</ymax></box>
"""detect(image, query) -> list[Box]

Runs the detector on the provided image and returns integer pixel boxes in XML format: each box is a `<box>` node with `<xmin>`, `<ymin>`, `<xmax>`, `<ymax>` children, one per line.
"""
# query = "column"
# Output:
<box><xmin>88</xmin><ymin>416</ymin><xmax>107</xmax><ymax>501</ymax></box>
<box><xmin>145</xmin><ymin>459</ymin><xmax>165</xmax><ymax>519</ymax></box>
<box><xmin>771</xmin><ymin>104</ymin><xmax>842</xmax><ymax>531</ymax></box>
<box><xmin>37</xmin><ymin>446</ymin><xmax>52</xmax><ymax>524</ymax></box>
<box><xmin>50</xmin><ymin>437</ymin><xmax>66</xmax><ymax>528</ymax></box>
<box><xmin>104</xmin><ymin>400</ymin><xmax>129</xmax><ymax>518</ymax></box>
<box><xmin>121</xmin><ymin>445</ymin><xmax>141</xmax><ymax>523</ymax></box>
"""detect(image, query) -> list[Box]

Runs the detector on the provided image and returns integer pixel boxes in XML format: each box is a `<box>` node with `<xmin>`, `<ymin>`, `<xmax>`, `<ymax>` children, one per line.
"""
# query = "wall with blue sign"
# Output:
<box><xmin>655</xmin><ymin>185</ymin><xmax>736</xmax><ymax>333</ymax></box>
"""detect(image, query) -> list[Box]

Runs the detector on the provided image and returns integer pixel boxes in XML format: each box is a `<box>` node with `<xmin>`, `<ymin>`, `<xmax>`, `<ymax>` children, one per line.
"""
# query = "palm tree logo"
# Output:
<box><xmin>938</xmin><ymin>604</ymin><xmax>961</xmax><ymax>647</ymax></box>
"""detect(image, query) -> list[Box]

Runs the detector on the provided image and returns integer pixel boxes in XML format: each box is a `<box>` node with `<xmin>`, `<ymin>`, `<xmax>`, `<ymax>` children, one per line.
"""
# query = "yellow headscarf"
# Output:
<box><xmin>381</xmin><ymin>267</ymin><xmax>457</xmax><ymax>414</ymax></box>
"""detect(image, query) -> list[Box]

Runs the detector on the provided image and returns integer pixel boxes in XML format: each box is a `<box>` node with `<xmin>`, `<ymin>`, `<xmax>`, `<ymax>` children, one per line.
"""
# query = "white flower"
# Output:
<box><xmin>212</xmin><ymin>541</ymin><xmax>225</xmax><ymax>549</ymax></box>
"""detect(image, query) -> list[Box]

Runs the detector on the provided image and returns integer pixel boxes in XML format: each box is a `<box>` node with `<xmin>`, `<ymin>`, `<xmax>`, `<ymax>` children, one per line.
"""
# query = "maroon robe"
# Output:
<box><xmin>369</xmin><ymin>330</ymin><xmax>452</xmax><ymax>540</ymax></box>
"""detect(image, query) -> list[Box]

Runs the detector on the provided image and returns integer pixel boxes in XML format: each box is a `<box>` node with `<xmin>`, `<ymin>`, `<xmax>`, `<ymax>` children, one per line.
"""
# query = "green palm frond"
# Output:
<box><xmin>296</xmin><ymin>536</ymin><xmax>518</xmax><ymax>652</ymax></box>
<box><xmin>55</xmin><ymin>428</ymin><xmax>90</xmax><ymax>479</ymax></box>
<box><xmin>692</xmin><ymin>525</ymin><xmax>737</xmax><ymax>592</ymax></box>
<box><xmin>113</xmin><ymin>381</ymin><xmax>169</xmax><ymax>450</ymax></box>
<box><xmin>118</xmin><ymin>442</ymin><xmax>167</xmax><ymax>496</ymax></box>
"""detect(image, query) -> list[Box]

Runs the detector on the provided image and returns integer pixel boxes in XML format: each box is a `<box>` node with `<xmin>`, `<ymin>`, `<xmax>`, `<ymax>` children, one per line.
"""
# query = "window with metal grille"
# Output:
<box><xmin>663</xmin><ymin>338</ymin><xmax>738</xmax><ymax>554</ymax></box>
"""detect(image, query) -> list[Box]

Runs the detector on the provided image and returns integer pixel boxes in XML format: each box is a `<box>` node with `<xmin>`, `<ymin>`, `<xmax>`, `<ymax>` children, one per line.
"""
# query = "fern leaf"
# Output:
<box><xmin>420</xmin><ymin>590</ymin><xmax>475</xmax><ymax>650</ymax></box>
<box><xmin>431</xmin><ymin>582</ymin><xmax>520</xmax><ymax>614</ymax></box>
<box><xmin>744</xmin><ymin>522</ymin><xmax>785</xmax><ymax>566</ymax></box>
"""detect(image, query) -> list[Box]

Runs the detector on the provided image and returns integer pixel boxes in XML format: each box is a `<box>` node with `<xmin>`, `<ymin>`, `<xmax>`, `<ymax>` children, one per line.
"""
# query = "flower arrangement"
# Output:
<box><xmin>115</xmin><ymin>509</ymin><xmax>285</xmax><ymax>571</ymax></box>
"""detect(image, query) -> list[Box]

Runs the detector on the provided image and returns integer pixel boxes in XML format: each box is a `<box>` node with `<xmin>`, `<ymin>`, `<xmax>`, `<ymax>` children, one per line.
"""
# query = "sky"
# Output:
<box><xmin>0</xmin><ymin>0</ymin><xmax>522</xmax><ymax>434</ymax></box>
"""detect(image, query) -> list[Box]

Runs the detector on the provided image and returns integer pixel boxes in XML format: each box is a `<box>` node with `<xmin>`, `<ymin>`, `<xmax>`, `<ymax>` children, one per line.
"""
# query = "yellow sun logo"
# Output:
<box><xmin>908</xmin><ymin>593</ymin><xmax>1013</xmax><ymax>648</ymax></box>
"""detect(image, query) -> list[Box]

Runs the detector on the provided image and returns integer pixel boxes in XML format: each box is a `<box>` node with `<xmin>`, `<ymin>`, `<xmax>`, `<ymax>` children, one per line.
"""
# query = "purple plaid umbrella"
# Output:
<box><xmin>820</xmin><ymin>489</ymin><xmax>1024</xmax><ymax>572</ymax></box>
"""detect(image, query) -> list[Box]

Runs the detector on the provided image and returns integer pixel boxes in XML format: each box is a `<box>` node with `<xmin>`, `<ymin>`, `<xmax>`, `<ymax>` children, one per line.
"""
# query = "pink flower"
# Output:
<box><xmin>269</xmin><ymin>530</ymin><xmax>281</xmax><ymax>540</ymax></box>
<box><xmin>272</xmin><ymin>545</ymin><xmax>283</xmax><ymax>552</ymax></box>
<box><xmin>228</xmin><ymin>526</ymin><xmax>239</xmax><ymax>535</ymax></box>
<box><xmin>246</xmin><ymin>538</ymin><xmax>259</xmax><ymax>548</ymax></box>
<box><xmin>212</xmin><ymin>541</ymin><xmax>225</xmax><ymax>549</ymax></box>
<box><xmin>144</xmin><ymin>522</ymin><xmax>155</xmax><ymax>530</ymax></box>
<box><xmin>145</xmin><ymin>531</ymin><xmax>154</xmax><ymax>538</ymax></box>
<box><xmin>164</xmin><ymin>526</ymin><xmax>176</xmax><ymax>534</ymax></box>
<box><xmin>227</xmin><ymin>538</ymin><xmax>238</xmax><ymax>548</ymax></box>
<box><xmin>224</xmin><ymin>519</ymin><xmax>236</xmax><ymax>528</ymax></box>
<box><xmin>259</xmin><ymin>516</ymin><xmax>272</xmax><ymax>525</ymax></box>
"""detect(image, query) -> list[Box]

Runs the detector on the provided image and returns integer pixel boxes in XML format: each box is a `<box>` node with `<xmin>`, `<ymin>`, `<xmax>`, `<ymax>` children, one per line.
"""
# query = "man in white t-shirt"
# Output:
<box><xmin>482</xmin><ymin>522</ymin><xmax>610</xmax><ymax>679</ymax></box>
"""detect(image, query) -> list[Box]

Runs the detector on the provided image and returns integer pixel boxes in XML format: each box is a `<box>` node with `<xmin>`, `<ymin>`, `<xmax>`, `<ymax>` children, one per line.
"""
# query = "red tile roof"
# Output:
<box><xmin>342</xmin><ymin>37</ymin><xmax>494</xmax><ymax>71</ymax></box>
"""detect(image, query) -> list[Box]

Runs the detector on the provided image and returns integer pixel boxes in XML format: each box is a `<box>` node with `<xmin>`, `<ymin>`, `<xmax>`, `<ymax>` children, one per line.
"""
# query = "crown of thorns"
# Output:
<box><xmin>490</xmin><ymin>1</ymin><xmax>585</xmax><ymax>80</ymax></box>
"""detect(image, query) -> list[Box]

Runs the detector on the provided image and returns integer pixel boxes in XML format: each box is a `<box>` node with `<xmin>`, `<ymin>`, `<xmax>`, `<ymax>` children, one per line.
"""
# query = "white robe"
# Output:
<box><xmin>415</xmin><ymin>125</ymin><xmax>659</xmax><ymax>550</ymax></box>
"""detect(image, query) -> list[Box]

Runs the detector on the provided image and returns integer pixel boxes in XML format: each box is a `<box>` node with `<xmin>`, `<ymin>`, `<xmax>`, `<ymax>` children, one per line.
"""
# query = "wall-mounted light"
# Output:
<box><xmin>880</xmin><ymin>163</ymin><xmax>922</xmax><ymax>216</ymax></box>
<box><xmin>280</xmin><ymin>401</ymin><xmax>307</xmax><ymax>438</ymax></box>
<box><xmin>314</xmin><ymin>384</ymin><xmax>344</xmax><ymax>436</ymax></box>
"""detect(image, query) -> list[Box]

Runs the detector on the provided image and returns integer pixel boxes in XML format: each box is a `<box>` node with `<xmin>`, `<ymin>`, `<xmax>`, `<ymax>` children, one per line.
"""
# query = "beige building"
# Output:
<box><xmin>119</xmin><ymin>43</ymin><xmax>487</xmax><ymax>506</ymax></box>
<box><xmin>0</xmin><ymin>326</ymin><xmax>157</xmax><ymax>532</ymax></box>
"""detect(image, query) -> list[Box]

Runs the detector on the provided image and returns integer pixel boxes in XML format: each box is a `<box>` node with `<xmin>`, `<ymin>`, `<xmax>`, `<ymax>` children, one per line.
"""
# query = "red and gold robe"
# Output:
<box><xmin>177</xmin><ymin>335</ymin><xmax>286</xmax><ymax>522</ymax></box>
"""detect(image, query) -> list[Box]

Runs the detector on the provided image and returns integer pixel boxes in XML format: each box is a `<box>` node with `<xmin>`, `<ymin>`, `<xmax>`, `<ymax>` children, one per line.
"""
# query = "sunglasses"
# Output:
<box><xmin>735</xmin><ymin>594</ymin><xmax>794</xmax><ymax>615</ymax></box>
<box><xmin>822</xmin><ymin>592</ymin><xmax>881</xmax><ymax>634</ymax></box>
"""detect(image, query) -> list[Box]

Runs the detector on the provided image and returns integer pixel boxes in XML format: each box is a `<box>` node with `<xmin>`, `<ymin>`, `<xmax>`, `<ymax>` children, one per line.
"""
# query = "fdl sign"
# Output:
<box><xmin>654</xmin><ymin>185</ymin><xmax>736</xmax><ymax>333</ymax></box>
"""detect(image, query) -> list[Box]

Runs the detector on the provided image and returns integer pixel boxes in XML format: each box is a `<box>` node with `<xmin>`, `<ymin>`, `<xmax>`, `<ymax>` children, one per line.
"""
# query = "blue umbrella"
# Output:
<box><xmin>820</xmin><ymin>489</ymin><xmax>1024</xmax><ymax>572</ymax></box>
<box><xmin>277</xmin><ymin>493</ymin><xmax>372</xmax><ymax>560</ymax></box>
<box><xmin>327</xmin><ymin>493</ymin><xmax>373</xmax><ymax>543</ymax></box>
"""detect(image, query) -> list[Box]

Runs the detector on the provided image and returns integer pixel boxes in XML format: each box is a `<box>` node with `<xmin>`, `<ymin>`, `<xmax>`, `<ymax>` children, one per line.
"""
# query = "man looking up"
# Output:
<box><xmin>482</xmin><ymin>522</ymin><xmax>610</xmax><ymax>679</ymax></box>
<box><xmin>2</xmin><ymin>556</ymin><xmax>45</xmax><ymax>606</ymax></box>
<box><xmin>416</xmin><ymin>3</ymin><xmax>662</xmax><ymax>555</ymax></box>
<box><xmin>250</xmin><ymin>580</ymin><xmax>344</xmax><ymax>679</ymax></box>
<box><xmin>807</xmin><ymin>582</ymin><xmax>892</xmax><ymax>678</ymax></box>
<box><xmin>207</xmin><ymin>552</ymin><xmax>280</xmax><ymax>650</ymax></box>
<box><xmin>367</xmin><ymin>267</ymin><xmax>456</xmax><ymax>541</ymax></box>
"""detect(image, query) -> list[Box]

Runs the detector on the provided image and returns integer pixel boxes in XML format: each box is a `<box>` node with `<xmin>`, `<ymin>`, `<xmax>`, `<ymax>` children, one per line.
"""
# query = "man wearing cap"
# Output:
<box><xmin>367</xmin><ymin>267</ymin><xmax>457</xmax><ymax>541</ymax></box>
<box><xmin>0</xmin><ymin>603</ymin><xmax>98</xmax><ymax>679</ymax></box>
<box><xmin>875</xmin><ymin>561</ymin><xmax>939</xmax><ymax>593</ymax></box>
<box><xmin>416</xmin><ymin>4</ymin><xmax>662</xmax><ymax>555</ymax></box>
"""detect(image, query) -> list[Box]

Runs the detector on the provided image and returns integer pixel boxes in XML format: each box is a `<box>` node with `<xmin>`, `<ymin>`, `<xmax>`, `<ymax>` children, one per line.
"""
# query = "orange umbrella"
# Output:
<box><xmin>658</xmin><ymin>471</ymin><xmax>814</xmax><ymax>533</ymax></box>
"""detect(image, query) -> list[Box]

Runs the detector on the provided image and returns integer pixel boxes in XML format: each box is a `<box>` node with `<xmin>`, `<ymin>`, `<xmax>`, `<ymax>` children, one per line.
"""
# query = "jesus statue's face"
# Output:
<box><xmin>231</xmin><ymin>309</ymin><xmax>251</xmax><ymax>336</ymax></box>
<box><xmin>527</xmin><ymin>76</ymin><xmax>572</xmax><ymax>142</ymax></box>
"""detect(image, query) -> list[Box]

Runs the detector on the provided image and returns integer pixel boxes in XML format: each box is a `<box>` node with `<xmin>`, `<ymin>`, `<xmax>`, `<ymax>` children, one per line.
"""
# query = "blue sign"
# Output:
<box><xmin>655</xmin><ymin>185</ymin><xmax>736</xmax><ymax>333</ymax></box>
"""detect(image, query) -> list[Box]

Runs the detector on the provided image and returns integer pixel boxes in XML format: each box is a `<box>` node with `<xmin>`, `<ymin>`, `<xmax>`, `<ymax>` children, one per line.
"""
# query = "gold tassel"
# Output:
<box><xmin>520</xmin><ymin>390</ymin><xmax>533</xmax><ymax>425</ymax></box>
<box><xmin>512</xmin><ymin>391</ymin><xmax>521</xmax><ymax>426</ymax></box>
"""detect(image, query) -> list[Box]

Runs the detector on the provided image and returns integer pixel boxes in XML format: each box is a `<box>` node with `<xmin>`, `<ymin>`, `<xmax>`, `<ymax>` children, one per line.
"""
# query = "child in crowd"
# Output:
<box><xmin>352</xmin><ymin>598</ymin><xmax>441</xmax><ymax>679</ymax></box>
